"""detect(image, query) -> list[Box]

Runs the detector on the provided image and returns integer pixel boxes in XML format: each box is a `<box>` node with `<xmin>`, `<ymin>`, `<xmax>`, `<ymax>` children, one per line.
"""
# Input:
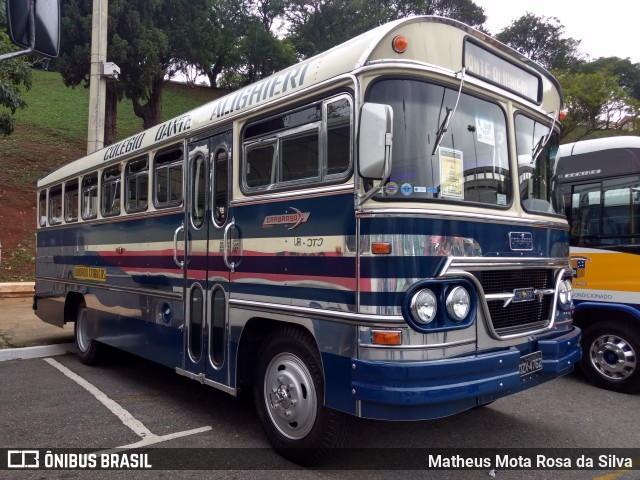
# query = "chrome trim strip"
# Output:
<box><xmin>358</xmin><ymin>339</ymin><xmax>475</xmax><ymax>350</ymax></box>
<box><xmin>175</xmin><ymin>368</ymin><xmax>237</xmax><ymax>396</ymax></box>
<box><xmin>356</xmin><ymin>208</ymin><xmax>568</xmax><ymax>230</ymax></box>
<box><xmin>440</xmin><ymin>256</ymin><xmax>570</xmax><ymax>274</ymax></box>
<box><xmin>229</xmin><ymin>298</ymin><xmax>404</xmax><ymax>327</ymax></box>
<box><xmin>231</xmin><ymin>184</ymin><xmax>354</xmax><ymax>207</ymax></box>
<box><xmin>34</xmin><ymin>276</ymin><xmax>183</xmax><ymax>301</ymax></box>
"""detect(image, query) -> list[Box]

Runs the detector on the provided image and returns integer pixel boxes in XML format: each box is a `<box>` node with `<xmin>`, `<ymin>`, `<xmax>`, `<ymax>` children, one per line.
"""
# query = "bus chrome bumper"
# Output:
<box><xmin>350</xmin><ymin>327</ymin><xmax>581</xmax><ymax>421</ymax></box>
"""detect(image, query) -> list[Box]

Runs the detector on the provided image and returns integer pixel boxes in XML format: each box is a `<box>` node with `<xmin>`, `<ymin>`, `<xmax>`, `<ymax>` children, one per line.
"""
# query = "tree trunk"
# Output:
<box><xmin>132</xmin><ymin>77</ymin><xmax>164</xmax><ymax>129</ymax></box>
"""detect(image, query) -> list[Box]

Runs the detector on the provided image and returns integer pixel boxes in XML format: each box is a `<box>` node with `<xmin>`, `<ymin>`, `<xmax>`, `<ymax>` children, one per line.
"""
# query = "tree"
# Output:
<box><xmin>0</xmin><ymin>0</ymin><xmax>33</xmax><ymax>136</ymax></box>
<box><xmin>217</xmin><ymin>18</ymin><xmax>297</xmax><ymax>89</ymax></box>
<box><xmin>495</xmin><ymin>13</ymin><xmax>582</xmax><ymax>71</ymax></box>
<box><xmin>557</xmin><ymin>68</ymin><xmax>639</xmax><ymax>141</ymax></box>
<box><xmin>284</xmin><ymin>0</ymin><xmax>487</xmax><ymax>59</ymax></box>
<box><xmin>58</xmin><ymin>0</ymin><xmax>217</xmax><ymax>132</ymax></box>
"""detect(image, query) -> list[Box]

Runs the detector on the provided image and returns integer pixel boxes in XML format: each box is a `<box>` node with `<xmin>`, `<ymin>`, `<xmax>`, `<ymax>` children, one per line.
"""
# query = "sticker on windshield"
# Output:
<box><xmin>475</xmin><ymin>117</ymin><xmax>495</xmax><ymax>146</ymax></box>
<box><xmin>438</xmin><ymin>147</ymin><xmax>464</xmax><ymax>200</ymax></box>
<box><xmin>401</xmin><ymin>183</ymin><xmax>413</xmax><ymax>195</ymax></box>
<box><xmin>384</xmin><ymin>182</ymin><xmax>399</xmax><ymax>195</ymax></box>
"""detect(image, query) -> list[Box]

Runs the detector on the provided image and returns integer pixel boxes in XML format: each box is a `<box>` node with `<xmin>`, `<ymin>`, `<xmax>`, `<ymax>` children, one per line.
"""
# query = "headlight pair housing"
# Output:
<box><xmin>402</xmin><ymin>279</ymin><xmax>477</xmax><ymax>333</ymax></box>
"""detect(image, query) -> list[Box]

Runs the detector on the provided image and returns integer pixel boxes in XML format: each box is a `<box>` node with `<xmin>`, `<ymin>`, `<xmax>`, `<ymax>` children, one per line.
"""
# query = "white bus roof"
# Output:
<box><xmin>38</xmin><ymin>15</ymin><xmax>559</xmax><ymax>188</ymax></box>
<box><xmin>559</xmin><ymin>136</ymin><xmax>640</xmax><ymax>157</ymax></box>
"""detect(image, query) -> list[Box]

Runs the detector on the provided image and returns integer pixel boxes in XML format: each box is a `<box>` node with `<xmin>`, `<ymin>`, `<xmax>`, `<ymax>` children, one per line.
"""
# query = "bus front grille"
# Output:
<box><xmin>474</xmin><ymin>268</ymin><xmax>556</xmax><ymax>337</ymax></box>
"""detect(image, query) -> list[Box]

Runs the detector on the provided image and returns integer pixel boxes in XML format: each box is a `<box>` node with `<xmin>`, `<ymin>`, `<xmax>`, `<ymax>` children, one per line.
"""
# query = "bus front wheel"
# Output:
<box><xmin>74</xmin><ymin>302</ymin><xmax>102</xmax><ymax>366</ymax></box>
<box><xmin>580</xmin><ymin>321</ymin><xmax>640</xmax><ymax>393</ymax></box>
<box><xmin>253</xmin><ymin>327</ymin><xmax>348</xmax><ymax>465</ymax></box>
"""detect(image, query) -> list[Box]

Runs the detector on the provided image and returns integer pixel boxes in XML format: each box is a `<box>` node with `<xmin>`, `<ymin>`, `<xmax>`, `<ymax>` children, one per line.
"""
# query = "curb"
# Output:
<box><xmin>0</xmin><ymin>343</ymin><xmax>76</xmax><ymax>362</ymax></box>
<box><xmin>0</xmin><ymin>282</ymin><xmax>35</xmax><ymax>299</ymax></box>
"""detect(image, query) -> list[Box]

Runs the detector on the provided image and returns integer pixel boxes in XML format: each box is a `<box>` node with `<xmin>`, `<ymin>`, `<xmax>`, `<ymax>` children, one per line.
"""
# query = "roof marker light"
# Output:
<box><xmin>392</xmin><ymin>35</ymin><xmax>408</xmax><ymax>53</ymax></box>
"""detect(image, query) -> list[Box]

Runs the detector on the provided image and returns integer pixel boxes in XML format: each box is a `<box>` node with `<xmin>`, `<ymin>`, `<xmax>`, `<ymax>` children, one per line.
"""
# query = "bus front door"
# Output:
<box><xmin>183</xmin><ymin>129</ymin><xmax>232</xmax><ymax>388</ymax></box>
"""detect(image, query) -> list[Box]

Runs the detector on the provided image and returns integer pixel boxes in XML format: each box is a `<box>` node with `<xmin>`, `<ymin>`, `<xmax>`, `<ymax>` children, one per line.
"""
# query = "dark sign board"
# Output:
<box><xmin>464</xmin><ymin>40</ymin><xmax>540</xmax><ymax>103</ymax></box>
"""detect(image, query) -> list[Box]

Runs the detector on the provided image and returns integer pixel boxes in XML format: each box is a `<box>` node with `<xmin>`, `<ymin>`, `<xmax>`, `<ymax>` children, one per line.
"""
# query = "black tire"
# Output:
<box><xmin>580</xmin><ymin>321</ymin><xmax>640</xmax><ymax>393</ymax></box>
<box><xmin>253</xmin><ymin>327</ymin><xmax>349</xmax><ymax>466</ymax></box>
<box><xmin>74</xmin><ymin>302</ymin><xmax>102</xmax><ymax>366</ymax></box>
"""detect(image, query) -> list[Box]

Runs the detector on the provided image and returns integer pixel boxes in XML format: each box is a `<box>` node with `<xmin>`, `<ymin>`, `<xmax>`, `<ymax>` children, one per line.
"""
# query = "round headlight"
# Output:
<box><xmin>558</xmin><ymin>280</ymin><xmax>572</xmax><ymax>306</ymax></box>
<box><xmin>446</xmin><ymin>286</ymin><xmax>471</xmax><ymax>321</ymax></box>
<box><xmin>410</xmin><ymin>288</ymin><xmax>437</xmax><ymax>324</ymax></box>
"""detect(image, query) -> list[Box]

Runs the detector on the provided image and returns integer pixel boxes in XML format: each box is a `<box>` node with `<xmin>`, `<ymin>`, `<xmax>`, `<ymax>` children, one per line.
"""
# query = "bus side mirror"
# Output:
<box><xmin>4</xmin><ymin>0</ymin><xmax>60</xmax><ymax>59</ymax></box>
<box><xmin>358</xmin><ymin>103</ymin><xmax>393</xmax><ymax>180</ymax></box>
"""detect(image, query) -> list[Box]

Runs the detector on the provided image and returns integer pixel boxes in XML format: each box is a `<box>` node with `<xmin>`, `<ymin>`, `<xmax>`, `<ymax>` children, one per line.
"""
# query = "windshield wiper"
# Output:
<box><xmin>432</xmin><ymin>68</ymin><xmax>466</xmax><ymax>156</ymax></box>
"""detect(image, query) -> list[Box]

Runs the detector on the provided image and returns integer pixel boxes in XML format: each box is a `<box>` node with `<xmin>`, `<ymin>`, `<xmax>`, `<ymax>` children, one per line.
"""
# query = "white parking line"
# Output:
<box><xmin>44</xmin><ymin>358</ymin><xmax>211</xmax><ymax>447</ymax></box>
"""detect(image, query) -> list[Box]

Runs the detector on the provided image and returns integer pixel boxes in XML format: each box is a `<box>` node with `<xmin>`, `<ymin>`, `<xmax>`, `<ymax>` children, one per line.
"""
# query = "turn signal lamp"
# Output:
<box><xmin>371</xmin><ymin>242</ymin><xmax>391</xmax><ymax>254</ymax></box>
<box><xmin>392</xmin><ymin>35</ymin><xmax>408</xmax><ymax>53</ymax></box>
<box><xmin>373</xmin><ymin>330</ymin><xmax>402</xmax><ymax>345</ymax></box>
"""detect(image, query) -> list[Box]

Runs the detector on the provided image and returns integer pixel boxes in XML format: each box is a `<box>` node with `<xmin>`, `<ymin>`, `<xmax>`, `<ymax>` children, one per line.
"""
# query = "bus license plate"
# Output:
<box><xmin>519</xmin><ymin>351</ymin><xmax>543</xmax><ymax>376</ymax></box>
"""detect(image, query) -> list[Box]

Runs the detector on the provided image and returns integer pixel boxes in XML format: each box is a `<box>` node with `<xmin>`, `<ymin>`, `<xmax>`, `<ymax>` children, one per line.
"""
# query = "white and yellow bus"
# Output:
<box><xmin>558</xmin><ymin>136</ymin><xmax>640</xmax><ymax>393</ymax></box>
<box><xmin>34</xmin><ymin>16</ymin><xmax>580</xmax><ymax>462</ymax></box>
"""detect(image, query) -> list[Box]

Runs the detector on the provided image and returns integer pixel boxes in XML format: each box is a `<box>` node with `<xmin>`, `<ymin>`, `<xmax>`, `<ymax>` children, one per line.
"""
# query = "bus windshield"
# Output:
<box><xmin>515</xmin><ymin>114</ymin><xmax>563</xmax><ymax>215</ymax></box>
<box><xmin>369</xmin><ymin>78</ymin><xmax>511</xmax><ymax>206</ymax></box>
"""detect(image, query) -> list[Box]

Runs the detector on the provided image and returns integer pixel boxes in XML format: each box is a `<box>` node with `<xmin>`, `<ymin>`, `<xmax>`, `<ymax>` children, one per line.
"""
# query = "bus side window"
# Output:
<box><xmin>155</xmin><ymin>147</ymin><xmax>183</xmax><ymax>208</ymax></box>
<box><xmin>64</xmin><ymin>179</ymin><xmax>79</xmax><ymax>222</ymax></box>
<box><xmin>325</xmin><ymin>97</ymin><xmax>352</xmax><ymax>176</ymax></box>
<box><xmin>48</xmin><ymin>185</ymin><xmax>62</xmax><ymax>225</ymax></box>
<box><xmin>246</xmin><ymin>143</ymin><xmax>275</xmax><ymax>188</ymax></box>
<box><xmin>102</xmin><ymin>166</ymin><xmax>121</xmax><ymax>217</ymax></box>
<box><xmin>126</xmin><ymin>156</ymin><xmax>149</xmax><ymax>213</ymax></box>
<box><xmin>82</xmin><ymin>173</ymin><xmax>98</xmax><ymax>220</ymax></box>
<box><xmin>281</xmin><ymin>128</ymin><xmax>319</xmax><ymax>182</ymax></box>
<box><xmin>38</xmin><ymin>190</ymin><xmax>47</xmax><ymax>227</ymax></box>
<box><xmin>213</xmin><ymin>149</ymin><xmax>228</xmax><ymax>226</ymax></box>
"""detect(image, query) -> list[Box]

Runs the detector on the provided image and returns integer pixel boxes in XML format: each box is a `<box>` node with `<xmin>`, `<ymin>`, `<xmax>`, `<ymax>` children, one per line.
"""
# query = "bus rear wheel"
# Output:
<box><xmin>253</xmin><ymin>327</ymin><xmax>348</xmax><ymax>465</ymax></box>
<box><xmin>580</xmin><ymin>322</ymin><xmax>640</xmax><ymax>393</ymax></box>
<box><xmin>74</xmin><ymin>302</ymin><xmax>102</xmax><ymax>365</ymax></box>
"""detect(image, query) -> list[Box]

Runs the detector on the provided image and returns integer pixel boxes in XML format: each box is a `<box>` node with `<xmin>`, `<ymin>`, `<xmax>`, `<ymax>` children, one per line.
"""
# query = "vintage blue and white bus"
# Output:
<box><xmin>34</xmin><ymin>16</ymin><xmax>580</xmax><ymax>461</ymax></box>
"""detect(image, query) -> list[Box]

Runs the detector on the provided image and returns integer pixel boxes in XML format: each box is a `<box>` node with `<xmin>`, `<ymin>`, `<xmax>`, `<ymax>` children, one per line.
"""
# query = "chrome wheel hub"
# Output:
<box><xmin>590</xmin><ymin>334</ymin><xmax>637</xmax><ymax>381</ymax></box>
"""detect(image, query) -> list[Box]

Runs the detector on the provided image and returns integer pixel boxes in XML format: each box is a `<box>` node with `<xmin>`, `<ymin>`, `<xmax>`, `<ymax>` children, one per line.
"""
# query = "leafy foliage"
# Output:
<box><xmin>0</xmin><ymin>0</ymin><xmax>32</xmax><ymax>136</ymax></box>
<box><xmin>285</xmin><ymin>0</ymin><xmax>487</xmax><ymax>58</ymax></box>
<box><xmin>495</xmin><ymin>13</ymin><xmax>582</xmax><ymax>70</ymax></box>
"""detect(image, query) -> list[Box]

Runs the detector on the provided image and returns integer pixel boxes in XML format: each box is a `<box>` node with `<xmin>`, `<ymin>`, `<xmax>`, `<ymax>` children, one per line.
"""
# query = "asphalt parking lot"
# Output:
<box><xmin>1</xmin><ymin>293</ymin><xmax>639</xmax><ymax>479</ymax></box>
<box><xmin>1</xmin><ymin>346</ymin><xmax>639</xmax><ymax>480</ymax></box>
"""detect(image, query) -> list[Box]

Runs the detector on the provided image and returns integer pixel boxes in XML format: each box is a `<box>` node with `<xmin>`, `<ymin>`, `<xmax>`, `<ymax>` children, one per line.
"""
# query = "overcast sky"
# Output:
<box><xmin>475</xmin><ymin>0</ymin><xmax>639</xmax><ymax>63</ymax></box>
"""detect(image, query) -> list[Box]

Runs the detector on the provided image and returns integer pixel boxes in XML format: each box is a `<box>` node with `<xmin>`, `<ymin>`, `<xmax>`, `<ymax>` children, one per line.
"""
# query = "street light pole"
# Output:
<box><xmin>87</xmin><ymin>0</ymin><xmax>107</xmax><ymax>154</ymax></box>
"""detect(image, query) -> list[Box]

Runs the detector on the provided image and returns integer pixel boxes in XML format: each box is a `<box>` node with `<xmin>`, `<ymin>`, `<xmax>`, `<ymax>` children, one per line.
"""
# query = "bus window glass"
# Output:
<box><xmin>64</xmin><ymin>179</ymin><xmax>79</xmax><ymax>222</ymax></box>
<box><xmin>281</xmin><ymin>128</ymin><xmax>320</xmax><ymax>182</ymax></box>
<box><xmin>155</xmin><ymin>148</ymin><xmax>183</xmax><ymax>207</ymax></box>
<box><xmin>569</xmin><ymin>176</ymin><xmax>640</xmax><ymax>247</ymax></box>
<box><xmin>326</xmin><ymin>97</ymin><xmax>352</xmax><ymax>176</ymax></box>
<box><xmin>126</xmin><ymin>157</ymin><xmax>149</xmax><ymax>212</ymax></box>
<box><xmin>515</xmin><ymin>114</ymin><xmax>563</xmax><ymax>214</ymax></box>
<box><xmin>38</xmin><ymin>190</ymin><xmax>47</xmax><ymax>226</ymax></box>
<box><xmin>48</xmin><ymin>186</ymin><xmax>62</xmax><ymax>225</ymax></box>
<box><xmin>101</xmin><ymin>166</ymin><xmax>121</xmax><ymax>217</ymax></box>
<box><xmin>82</xmin><ymin>173</ymin><xmax>98</xmax><ymax>219</ymax></box>
<box><xmin>189</xmin><ymin>286</ymin><xmax>203</xmax><ymax>361</ymax></box>
<box><xmin>246</xmin><ymin>143</ymin><xmax>275</xmax><ymax>188</ymax></box>
<box><xmin>191</xmin><ymin>155</ymin><xmax>206</xmax><ymax>228</ymax></box>
<box><xmin>368</xmin><ymin>79</ymin><xmax>511</xmax><ymax>206</ymax></box>
<box><xmin>213</xmin><ymin>150</ymin><xmax>228</xmax><ymax>226</ymax></box>
<box><xmin>210</xmin><ymin>287</ymin><xmax>226</xmax><ymax>366</ymax></box>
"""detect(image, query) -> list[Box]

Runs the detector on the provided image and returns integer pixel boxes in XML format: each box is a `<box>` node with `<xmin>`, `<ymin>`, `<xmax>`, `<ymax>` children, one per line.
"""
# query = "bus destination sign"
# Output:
<box><xmin>464</xmin><ymin>41</ymin><xmax>540</xmax><ymax>103</ymax></box>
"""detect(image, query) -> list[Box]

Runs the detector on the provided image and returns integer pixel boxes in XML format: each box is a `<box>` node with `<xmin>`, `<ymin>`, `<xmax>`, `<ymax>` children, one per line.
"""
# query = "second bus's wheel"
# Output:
<box><xmin>254</xmin><ymin>327</ymin><xmax>349</xmax><ymax>466</ymax></box>
<box><xmin>74</xmin><ymin>302</ymin><xmax>102</xmax><ymax>366</ymax></box>
<box><xmin>580</xmin><ymin>321</ymin><xmax>640</xmax><ymax>393</ymax></box>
